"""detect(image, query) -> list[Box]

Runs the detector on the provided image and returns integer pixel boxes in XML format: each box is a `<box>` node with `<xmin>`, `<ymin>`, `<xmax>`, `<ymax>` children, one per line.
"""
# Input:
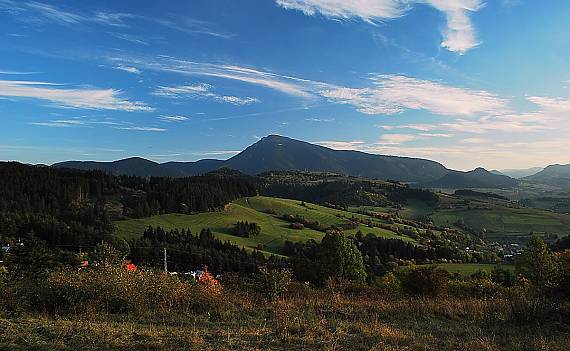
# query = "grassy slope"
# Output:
<box><xmin>115</xmin><ymin>196</ymin><xmax>412</xmax><ymax>254</ymax></box>
<box><xmin>431</xmin><ymin>207</ymin><xmax>570</xmax><ymax>239</ymax></box>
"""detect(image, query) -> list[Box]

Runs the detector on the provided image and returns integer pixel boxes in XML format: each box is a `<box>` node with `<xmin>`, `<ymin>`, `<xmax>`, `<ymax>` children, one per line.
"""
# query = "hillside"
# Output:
<box><xmin>222</xmin><ymin>135</ymin><xmax>450</xmax><ymax>183</ymax></box>
<box><xmin>115</xmin><ymin>196</ymin><xmax>415</xmax><ymax>254</ymax></box>
<box><xmin>54</xmin><ymin>157</ymin><xmax>183</xmax><ymax>177</ymax></box>
<box><xmin>525</xmin><ymin>164</ymin><xmax>570</xmax><ymax>188</ymax></box>
<box><xmin>422</xmin><ymin>168</ymin><xmax>519</xmax><ymax>189</ymax></box>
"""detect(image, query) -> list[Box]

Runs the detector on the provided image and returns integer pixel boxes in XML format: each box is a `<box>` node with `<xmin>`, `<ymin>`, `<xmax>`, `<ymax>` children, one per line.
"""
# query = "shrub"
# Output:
<box><xmin>290</xmin><ymin>222</ymin><xmax>304</xmax><ymax>230</ymax></box>
<box><xmin>198</xmin><ymin>266</ymin><xmax>223</xmax><ymax>295</ymax></box>
<box><xmin>448</xmin><ymin>278</ymin><xmax>505</xmax><ymax>299</ymax></box>
<box><xmin>372</xmin><ymin>272</ymin><xmax>402</xmax><ymax>295</ymax></box>
<box><xmin>400</xmin><ymin>266</ymin><xmax>450</xmax><ymax>297</ymax></box>
<box><xmin>507</xmin><ymin>278</ymin><xmax>555</xmax><ymax>324</ymax></box>
<box><xmin>6</xmin><ymin>263</ymin><xmax>226</xmax><ymax>316</ymax></box>
<box><xmin>256</xmin><ymin>266</ymin><xmax>293</xmax><ymax>300</ymax></box>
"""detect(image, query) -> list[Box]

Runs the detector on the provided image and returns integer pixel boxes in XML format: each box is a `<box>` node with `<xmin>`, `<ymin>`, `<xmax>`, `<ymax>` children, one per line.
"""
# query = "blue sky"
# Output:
<box><xmin>1</xmin><ymin>0</ymin><xmax>569</xmax><ymax>170</ymax></box>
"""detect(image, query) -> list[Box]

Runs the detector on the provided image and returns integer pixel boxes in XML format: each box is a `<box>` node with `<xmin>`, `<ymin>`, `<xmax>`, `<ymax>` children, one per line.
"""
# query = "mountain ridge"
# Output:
<box><xmin>53</xmin><ymin>135</ymin><xmax>518</xmax><ymax>188</ymax></box>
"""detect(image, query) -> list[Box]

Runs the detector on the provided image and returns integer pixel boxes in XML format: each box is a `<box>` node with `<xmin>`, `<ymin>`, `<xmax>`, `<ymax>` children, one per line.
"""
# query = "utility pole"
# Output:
<box><xmin>163</xmin><ymin>247</ymin><xmax>168</xmax><ymax>273</ymax></box>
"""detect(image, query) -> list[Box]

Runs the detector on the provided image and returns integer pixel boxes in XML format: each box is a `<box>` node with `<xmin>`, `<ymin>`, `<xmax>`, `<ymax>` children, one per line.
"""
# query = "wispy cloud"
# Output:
<box><xmin>0</xmin><ymin>1</ymin><xmax>234</xmax><ymax>39</ymax></box>
<box><xmin>107</xmin><ymin>33</ymin><xmax>150</xmax><ymax>46</ymax></box>
<box><xmin>114</xmin><ymin>126</ymin><xmax>166</xmax><ymax>132</ymax></box>
<box><xmin>159</xmin><ymin>115</ymin><xmax>190</xmax><ymax>122</ymax></box>
<box><xmin>28</xmin><ymin>119</ymin><xmax>85</xmax><ymax>128</ymax></box>
<box><xmin>113</xmin><ymin>55</ymin><xmax>508</xmax><ymax>118</ymax></box>
<box><xmin>322</xmin><ymin>75</ymin><xmax>508</xmax><ymax>116</ymax></box>
<box><xmin>275</xmin><ymin>0</ymin><xmax>484</xmax><ymax>54</ymax></box>
<box><xmin>306</xmin><ymin>117</ymin><xmax>335</xmax><ymax>122</ymax></box>
<box><xmin>0</xmin><ymin>79</ymin><xmax>153</xmax><ymax>111</ymax></box>
<box><xmin>111</xmin><ymin>56</ymin><xmax>320</xmax><ymax>98</ymax></box>
<box><xmin>378</xmin><ymin>133</ymin><xmax>417</xmax><ymax>145</ymax></box>
<box><xmin>0</xmin><ymin>69</ymin><xmax>38</xmax><ymax>75</ymax></box>
<box><xmin>113</xmin><ymin>65</ymin><xmax>141</xmax><ymax>74</ymax></box>
<box><xmin>27</xmin><ymin>117</ymin><xmax>165</xmax><ymax>132</ymax></box>
<box><xmin>153</xmin><ymin>83</ymin><xmax>259</xmax><ymax>105</ymax></box>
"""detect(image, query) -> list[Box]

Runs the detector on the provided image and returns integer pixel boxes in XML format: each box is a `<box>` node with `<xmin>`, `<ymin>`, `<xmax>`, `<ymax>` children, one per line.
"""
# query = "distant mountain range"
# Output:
<box><xmin>53</xmin><ymin>135</ymin><xmax>519</xmax><ymax>189</ymax></box>
<box><xmin>492</xmin><ymin>167</ymin><xmax>544</xmax><ymax>179</ymax></box>
<box><xmin>424</xmin><ymin>168</ymin><xmax>518</xmax><ymax>189</ymax></box>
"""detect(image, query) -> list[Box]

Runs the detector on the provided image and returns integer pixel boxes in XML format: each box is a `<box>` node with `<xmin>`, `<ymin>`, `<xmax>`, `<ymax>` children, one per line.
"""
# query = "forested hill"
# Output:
<box><xmin>0</xmin><ymin>162</ymin><xmax>257</xmax><ymax>248</ymax></box>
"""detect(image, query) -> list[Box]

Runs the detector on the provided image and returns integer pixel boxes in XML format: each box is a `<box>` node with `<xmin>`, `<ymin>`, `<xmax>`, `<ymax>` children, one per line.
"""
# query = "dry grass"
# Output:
<box><xmin>2</xmin><ymin>290</ymin><xmax>568</xmax><ymax>351</ymax></box>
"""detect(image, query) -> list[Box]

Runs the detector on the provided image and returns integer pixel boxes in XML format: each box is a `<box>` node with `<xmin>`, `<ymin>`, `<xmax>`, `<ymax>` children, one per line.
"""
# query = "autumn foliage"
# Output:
<box><xmin>198</xmin><ymin>266</ymin><xmax>223</xmax><ymax>295</ymax></box>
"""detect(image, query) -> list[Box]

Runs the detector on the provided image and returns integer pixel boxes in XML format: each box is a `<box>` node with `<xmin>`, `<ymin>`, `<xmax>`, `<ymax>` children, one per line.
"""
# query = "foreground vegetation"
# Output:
<box><xmin>1</xmin><ymin>237</ymin><xmax>569</xmax><ymax>350</ymax></box>
<box><xmin>2</xmin><ymin>293</ymin><xmax>569</xmax><ymax>351</ymax></box>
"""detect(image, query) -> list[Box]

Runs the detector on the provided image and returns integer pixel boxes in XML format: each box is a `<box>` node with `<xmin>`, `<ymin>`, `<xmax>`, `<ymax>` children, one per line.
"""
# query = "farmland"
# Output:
<box><xmin>115</xmin><ymin>196</ymin><xmax>414</xmax><ymax>254</ymax></box>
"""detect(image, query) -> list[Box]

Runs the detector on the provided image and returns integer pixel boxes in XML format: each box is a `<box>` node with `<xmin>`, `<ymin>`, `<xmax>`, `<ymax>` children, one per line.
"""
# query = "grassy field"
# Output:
<box><xmin>431</xmin><ymin>207</ymin><xmax>570</xmax><ymax>240</ymax></box>
<box><xmin>2</xmin><ymin>294</ymin><xmax>569</xmax><ymax>351</ymax></box>
<box><xmin>115</xmin><ymin>196</ymin><xmax>413</xmax><ymax>254</ymax></box>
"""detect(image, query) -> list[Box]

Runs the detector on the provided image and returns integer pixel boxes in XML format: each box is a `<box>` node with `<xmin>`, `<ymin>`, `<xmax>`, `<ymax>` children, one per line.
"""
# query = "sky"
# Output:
<box><xmin>1</xmin><ymin>0</ymin><xmax>570</xmax><ymax>170</ymax></box>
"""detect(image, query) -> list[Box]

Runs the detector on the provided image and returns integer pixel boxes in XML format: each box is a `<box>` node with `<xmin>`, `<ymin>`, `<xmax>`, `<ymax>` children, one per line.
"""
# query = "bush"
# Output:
<box><xmin>290</xmin><ymin>222</ymin><xmax>304</xmax><ymax>230</ymax></box>
<box><xmin>507</xmin><ymin>279</ymin><xmax>556</xmax><ymax>324</ymax></box>
<box><xmin>5</xmin><ymin>264</ymin><xmax>226</xmax><ymax>316</ymax></box>
<box><xmin>448</xmin><ymin>278</ymin><xmax>505</xmax><ymax>299</ymax></box>
<box><xmin>400</xmin><ymin>266</ymin><xmax>450</xmax><ymax>297</ymax></box>
<box><xmin>256</xmin><ymin>266</ymin><xmax>293</xmax><ymax>300</ymax></box>
<box><xmin>372</xmin><ymin>272</ymin><xmax>402</xmax><ymax>296</ymax></box>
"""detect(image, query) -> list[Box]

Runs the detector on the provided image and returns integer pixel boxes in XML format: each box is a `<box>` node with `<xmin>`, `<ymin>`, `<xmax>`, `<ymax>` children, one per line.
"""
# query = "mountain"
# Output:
<box><xmin>52</xmin><ymin>135</ymin><xmax>518</xmax><ymax>188</ymax></box>
<box><xmin>162</xmin><ymin>159</ymin><xmax>225</xmax><ymax>176</ymax></box>
<box><xmin>422</xmin><ymin>167</ymin><xmax>519</xmax><ymax>189</ymax></box>
<box><xmin>221</xmin><ymin>135</ymin><xmax>449</xmax><ymax>182</ymax></box>
<box><xmin>524</xmin><ymin>164</ymin><xmax>570</xmax><ymax>188</ymax></box>
<box><xmin>54</xmin><ymin>157</ymin><xmax>183</xmax><ymax>177</ymax></box>
<box><xmin>498</xmin><ymin>167</ymin><xmax>544</xmax><ymax>179</ymax></box>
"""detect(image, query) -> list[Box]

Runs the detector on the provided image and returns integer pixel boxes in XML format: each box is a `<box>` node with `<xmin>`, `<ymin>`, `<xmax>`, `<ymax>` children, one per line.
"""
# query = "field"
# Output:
<box><xmin>115</xmin><ymin>196</ymin><xmax>413</xmax><ymax>254</ymax></box>
<box><xmin>2</xmin><ymin>294</ymin><xmax>569</xmax><ymax>351</ymax></box>
<box><xmin>431</xmin><ymin>207</ymin><xmax>570</xmax><ymax>241</ymax></box>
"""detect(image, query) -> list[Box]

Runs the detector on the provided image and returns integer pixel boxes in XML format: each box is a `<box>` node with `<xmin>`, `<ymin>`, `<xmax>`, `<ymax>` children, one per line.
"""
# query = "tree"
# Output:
<box><xmin>319</xmin><ymin>231</ymin><xmax>366</xmax><ymax>283</ymax></box>
<box><xmin>554</xmin><ymin>250</ymin><xmax>570</xmax><ymax>297</ymax></box>
<box><xmin>516</xmin><ymin>236</ymin><xmax>558</xmax><ymax>290</ymax></box>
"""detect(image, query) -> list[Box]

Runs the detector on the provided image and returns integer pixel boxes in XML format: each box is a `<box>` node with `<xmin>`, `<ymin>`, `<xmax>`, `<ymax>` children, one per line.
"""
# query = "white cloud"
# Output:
<box><xmin>112</xmin><ymin>56</ymin><xmax>319</xmax><ymax>98</ymax></box>
<box><xmin>28</xmin><ymin>117</ymin><xmax>167</xmax><ymax>133</ymax></box>
<box><xmin>159</xmin><ymin>115</ymin><xmax>190</xmax><ymax>122</ymax></box>
<box><xmin>28</xmin><ymin>119</ymin><xmax>85</xmax><ymax>128</ymax></box>
<box><xmin>153</xmin><ymin>83</ymin><xmax>259</xmax><ymax>105</ymax></box>
<box><xmin>275</xmin><ymin>0</ymin><xmax>484</xmax><ymax>53</ymax></box>
<box><xmin>306</xmin><ymin>117</ymin><xmax>335</xmax><ymax>122</ymax></box>
<box><xmin>314</xmin><ymin>140</ymin><xmax>365</xmax><ymax>150</ymax></box>
<box><xmin>114</xmin><ymin>126</ymin><xmax>166</xmax><ymax>132</ymax></box>
<box><xmin>378</xmin><ymin>133</ymin><xmax>417</xmax><ymax>145</ymax></box>
<box><xmin>276</xmin><ymin>0</ymin><xmax>405</xmax><ymax>22</ymax></box>
<box><xmin>322</xmin><ymin>75</ymin><xmax>508</xmax><ymax>116</ymax></box>
<box><xmin>113</xmin><ymin>65</ymin><xmax>141</xmax><ymax>74</ymax></box>
<box><xmin>0</xmin><ymin>1</ymin><xmax>233</xmax><ymax>39</ymax></box>
<box><xmin>0</xmin><ymin>79</ymin><xmax>153</xmax><ymax>111</ymax></box>
<box><xmin>418</xmin><ymin>133</ymin><xmax>453</xmax><ymax>138</ymax></box>
<box><xmin>0</xmin><ymin>69</ymin><xmax>38</xmax><ymax>75</ymax></box>
<box><xmin>426</xmin><ymin>0</ymin><xmax>483</xmax><ymax>54</ymax></box>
